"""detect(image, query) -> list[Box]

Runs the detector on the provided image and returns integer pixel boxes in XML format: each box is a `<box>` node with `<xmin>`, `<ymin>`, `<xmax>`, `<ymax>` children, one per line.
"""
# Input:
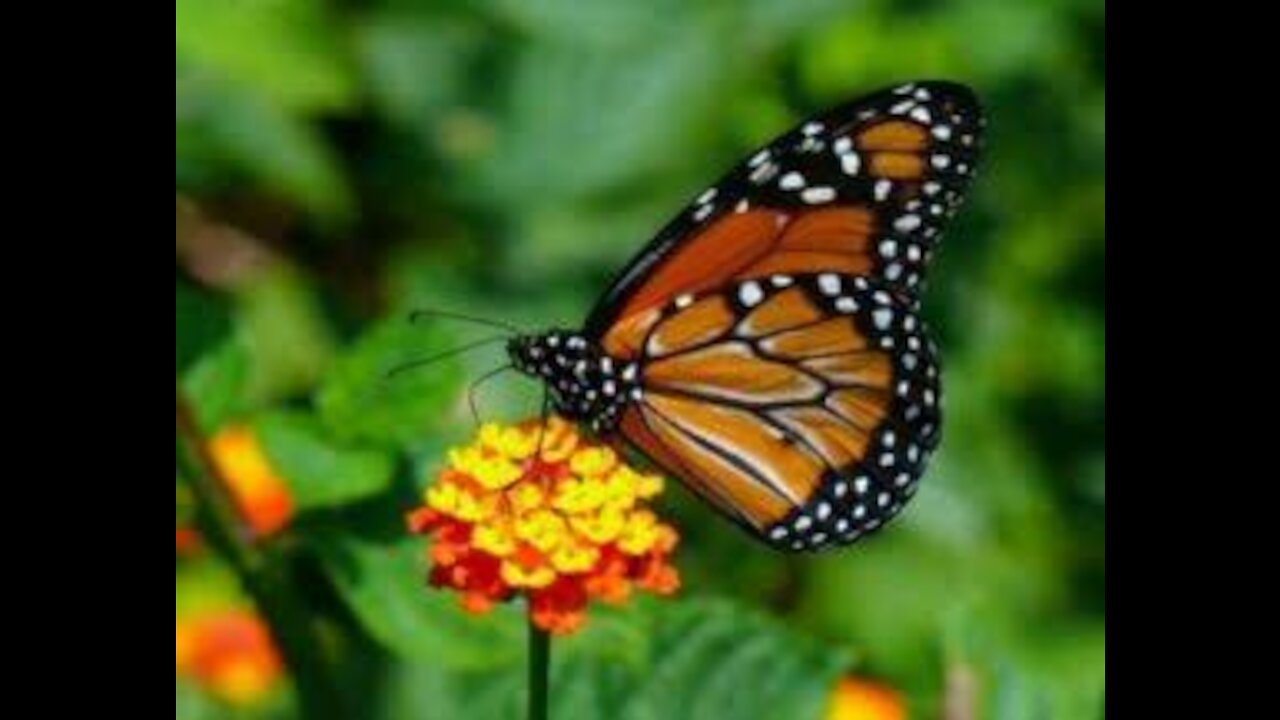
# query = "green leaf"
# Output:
<box><xmin>740</xmin><ymin>0</ymin><xmax>852</xmax><ymax>53</ymax></box>
<box><xmin>235</xmin><ymin>265</ymin><xmax>337</xmax><ymax>403</ymax></box>
<box><xmin>309</xmin><ymin>532</ymin><xmax>524</xmax><ymax>669</ymax></box>
<box><xmin>181</xmin><ymin>337</ymin><xmax>250</xmax><ymax>433</ymax></box>
<box><xmin>479</xmin><ymin>0</ymin><xmax>689</xmax><ymax>50</ymax></box>
<box><xmin>468</xmin><ymin>22</ymin><xmax>728</xmax><ymax>208</ymax></box>
<box><xmin>175</xmin><ymin>680</ymin><xmax>219</xmax><ymax>720</ymax></box>
<box><xmin>203</xmin><ymin>93</ymin><xmax>353</xmax><ymax>224</ymax></box>
<box><xmin>176</xmin><ymin>275</ymin><xmax>231</xmax><ymax>374</ymax></box>
<box><xmin>377</xmin><ymin>598</ymin><xmax>849</xmax><ymax>720</ymax></box>
<box><xmin>358</xmin><ymin>17</ymin><xmax>481</xmax><ymax>124</ymax></box>
<box><xmin>315</xmin><ymin>318</ymin><xmax>466</xmax><ymax>451</ymax></box>
<box><xmin>607</xmin><ymin>599</ymin><xmax>848</xmax><ymax>720</ymax></box>
<box><xmin>175</xmin><ymin>0</ymin><xmax>356</xmax><ymax>113</ymax></box>
<box><xmin>254</xmin><ymin>411</ymin><xmax>394</xmax><ymax>510</ymax></box>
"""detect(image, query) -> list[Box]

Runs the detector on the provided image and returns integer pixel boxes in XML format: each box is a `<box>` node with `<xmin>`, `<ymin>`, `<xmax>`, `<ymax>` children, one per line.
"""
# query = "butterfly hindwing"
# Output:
<box><xmin>584</xmin><ymin>80</ymin><xmax>984</xmax><ymax>339</ymax></box>
<box><xmin>610</xmin><ymin>272</ymin><xmax>941</xmax><ymax>550</ymax></box>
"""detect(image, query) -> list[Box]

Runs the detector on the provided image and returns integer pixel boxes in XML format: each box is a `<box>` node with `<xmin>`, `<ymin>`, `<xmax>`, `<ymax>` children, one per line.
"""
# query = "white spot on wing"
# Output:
<box><xmin>817</xmin><ymin>273</ymin><xmax>841</xmax><ymax>296</ymax></box>
<box><xmin>779</xmin><ymin>171</ymin><xmax>806</xmax><ymax>190</ymax></box>
<box><xmin>749</xmin><ymin>161</ymin><xmax>778</xmax><ymax>185</ymax></box>
<box><xmin>872</xmin><ymin>307</ymin><xmax>893</xmax><ymax>329</ymax></box>
<box><xmin>840</xmin><ymin>153</ymin><xmax>861</xmax><ymax>176</ymax></box>
<box><xmin>894</xmin><ymin>214</ymin><xmax>921</xmax><ymax>232</ymax></box>
<box><xmin>890</xmin><ymin>100</ymin><xmax>915</xmax><ymax>115</ymax></box>
<box><xmin>801</xmin><ymin>186</ymin><xmax>836</xmax><ymax>204</ymax></box>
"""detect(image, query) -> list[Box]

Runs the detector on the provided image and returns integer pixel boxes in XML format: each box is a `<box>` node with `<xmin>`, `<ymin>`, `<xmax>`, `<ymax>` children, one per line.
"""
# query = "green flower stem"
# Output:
<box><xmin>529</xmin><ymin>617</ymin><xmax>551</xmax><ymax>720</ymax></box>
<box><xmin>176</xmin><ymin>390</ymin><xmax>345</xmax><ymax>720</ymax></box>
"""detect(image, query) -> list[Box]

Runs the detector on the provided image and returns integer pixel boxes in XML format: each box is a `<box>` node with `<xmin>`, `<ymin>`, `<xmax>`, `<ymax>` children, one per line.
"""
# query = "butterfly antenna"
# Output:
<box><xmin>384</xmin><ymin>335</ymin><xmax>510</xmax><ymax>379</ymax></box>
<box><xmin>409</xmin><ymin>308</ymin><xmax>523</xmax><ymax>334</ymax></box>
<box><xmin>466</xmin><ymin>364</ymin><xmax>514</xmax><ymax>428</ymax></box>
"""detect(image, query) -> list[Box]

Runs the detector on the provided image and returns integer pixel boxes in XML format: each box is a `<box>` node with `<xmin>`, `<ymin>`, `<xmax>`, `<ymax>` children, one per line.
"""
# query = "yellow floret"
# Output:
<box><xmin>569</xmin><ymin>507</ymin><xmax>627</xmax><ymax>545</ymax></box>
<box><xmin>570</xmin><ymin>446</ymin><xmax>618</xmax><ymax>478</ymax></box>
<box><xmin>480</xmin><ymin>423</ymin><xmax>539</xmax><ymax>460</ymax></box>
<box><xmin>507</xmin><ymin>482</ymin><xmax>547</xmax><ymax>514</ymax></box>
<box><xmin>552</xmin><ymin>476</ymin><xmax>609</xmax><ymax>514</ymax></box>
<box><xmin>472</xmin><ymin>520</ymin><xmax>517</xmax><ymax>557</ymax></box>
<box><xmin>500</xmin><ymin>559</ymin><xmax>556</xmax><ymax>588</ymax></box>
<box><xmin>599</xmin><ymin>467</ymin><xmax>640</xmax><ymax>511</ymax></box>
<box><xmin>617</xmin><ymin>509</ymin><xmax>660</xmax><ymax>555</ymax></box>
<box><xmin>515</xmin><ymin>509</ymin><xmax>568</xmax><ymax>553</ymax></box>
<box><xmin>550</xmin><ymin>541</ymin><xmax>601</xmax><ymax>574</ymax></box>
<box><xmin>634</xmin><ymin>472</ymin><xmax>664</xmax><ymax>499</ymax></box>
<box><xmin>535</xmin><ymin>419</ymin><xmax>579</xmax><ymax>462</ymax></box>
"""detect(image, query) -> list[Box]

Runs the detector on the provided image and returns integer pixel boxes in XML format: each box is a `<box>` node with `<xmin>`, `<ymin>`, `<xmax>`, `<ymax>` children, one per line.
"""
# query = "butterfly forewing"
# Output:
<box><xmin>584</xmin><ymin>80</ymin><xmax>983</xmax><ymax>338</ymax></box>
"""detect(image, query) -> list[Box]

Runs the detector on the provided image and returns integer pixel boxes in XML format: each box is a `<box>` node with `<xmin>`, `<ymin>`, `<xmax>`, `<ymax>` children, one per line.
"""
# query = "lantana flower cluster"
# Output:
<box><xmin>408</xmin><ymin>417</ymin><xmax>680</xmax><ymax>634</ymax></box>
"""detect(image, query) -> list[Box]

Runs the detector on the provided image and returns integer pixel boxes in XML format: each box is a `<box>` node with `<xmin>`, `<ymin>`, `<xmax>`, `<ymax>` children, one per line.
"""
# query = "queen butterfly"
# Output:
<box><xmin>505</xmin><ymin>80</ymin><xmax>984</xmax><ymax>551</ymax></box>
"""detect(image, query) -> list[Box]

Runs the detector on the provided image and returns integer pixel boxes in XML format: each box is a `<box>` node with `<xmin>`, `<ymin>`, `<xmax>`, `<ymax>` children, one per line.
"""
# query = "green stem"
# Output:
<box><xmin>176</xmin><ymin>390</ymin><xmax>345</xmax><ymax>720</ymax></box>
<box><xmin>528</xmin><ymin>617</ymin><xmax>551</xmax><ymax>720</ymax></box>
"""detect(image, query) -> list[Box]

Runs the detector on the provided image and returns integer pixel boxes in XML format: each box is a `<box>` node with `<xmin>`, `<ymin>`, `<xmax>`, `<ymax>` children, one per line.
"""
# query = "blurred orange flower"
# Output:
<box><xmin>176</xmin><ymin>609</ymin><xmax>283</xmax><ymax>704</ymax></box>
<box><xmin>175</xmin><ymin>526</ymin><xmax>202</xmax><ymax>556</ymax></box>
<box><xmin>827</xmin><ymin>676</ymin><xmax>907</xmax><ymax>720</ymax></box>
<box><xmin>208</xmin><ymin>425</ymin><xmax>293</xmax><ymax>537</ymax></box>
<box><xmin>408</xmin><ymin>417</ymin><xmax>680</xmax><ymax>635</ymax></box>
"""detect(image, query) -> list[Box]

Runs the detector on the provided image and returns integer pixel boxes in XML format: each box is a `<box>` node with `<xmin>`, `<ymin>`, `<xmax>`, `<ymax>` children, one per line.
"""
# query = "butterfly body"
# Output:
<box><xmin>510</xmin><ymin>81</ymin><xmax>982</xmax><ymax>551</ymax></box>
<box><xmin>508</xmin><ymin>330</ymin><xmax>640</xmax><ymax>433</ymax></box>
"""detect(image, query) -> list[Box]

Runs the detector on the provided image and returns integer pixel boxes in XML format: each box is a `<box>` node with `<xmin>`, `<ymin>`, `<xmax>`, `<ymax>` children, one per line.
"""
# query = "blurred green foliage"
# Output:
<box><xmin>176</xmin><ymin>0</ymin><xmax>1104</xmax><ymax>717</ymax></box>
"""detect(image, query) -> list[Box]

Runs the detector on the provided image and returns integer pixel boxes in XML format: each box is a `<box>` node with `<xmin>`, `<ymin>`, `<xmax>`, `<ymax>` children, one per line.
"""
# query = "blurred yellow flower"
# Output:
<box><xmin>208</xmin><ymin>425</ymin><xmax>293</xmax><ymax>537</ymax></box>
<box><xmin>176</xmin><ymin>609</ymin><xmax>283</xmax><ymax>705</ymax></box>
<box><xmin>827</xmin><ymin>676</ymin><xmax>907</xmax><ymax>720</ymax></box>
<box><xmin>408</xmin><ymin>416</ymin><xmax>680</xmax><ymax>635</ymax></box>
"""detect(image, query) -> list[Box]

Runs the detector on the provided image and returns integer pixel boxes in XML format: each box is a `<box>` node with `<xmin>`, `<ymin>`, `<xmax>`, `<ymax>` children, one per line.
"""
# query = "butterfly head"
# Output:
<box><xmin>508</xmin><ymin>330</ymin><xmax>641</xmax><ymax>433</ymax></box>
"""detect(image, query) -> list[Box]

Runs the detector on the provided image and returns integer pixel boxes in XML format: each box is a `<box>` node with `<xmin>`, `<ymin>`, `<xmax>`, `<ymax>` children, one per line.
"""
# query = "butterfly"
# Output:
<box><xmin>506</xmin><ymin>80</ymin><xmax>983</xmax><ymax>551</ymax></box>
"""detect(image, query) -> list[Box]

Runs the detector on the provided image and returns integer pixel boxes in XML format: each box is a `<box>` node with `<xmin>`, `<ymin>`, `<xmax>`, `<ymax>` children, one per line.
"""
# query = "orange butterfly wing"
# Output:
<box><xmin>580</xmin><ymin>81</ymin><xmax>979</xmax><ymax>550</ymax></box>
<box><xmin>584</xmin><ymin>81</ymin><xmax>983</xmax><ymax>339</ymax></box>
